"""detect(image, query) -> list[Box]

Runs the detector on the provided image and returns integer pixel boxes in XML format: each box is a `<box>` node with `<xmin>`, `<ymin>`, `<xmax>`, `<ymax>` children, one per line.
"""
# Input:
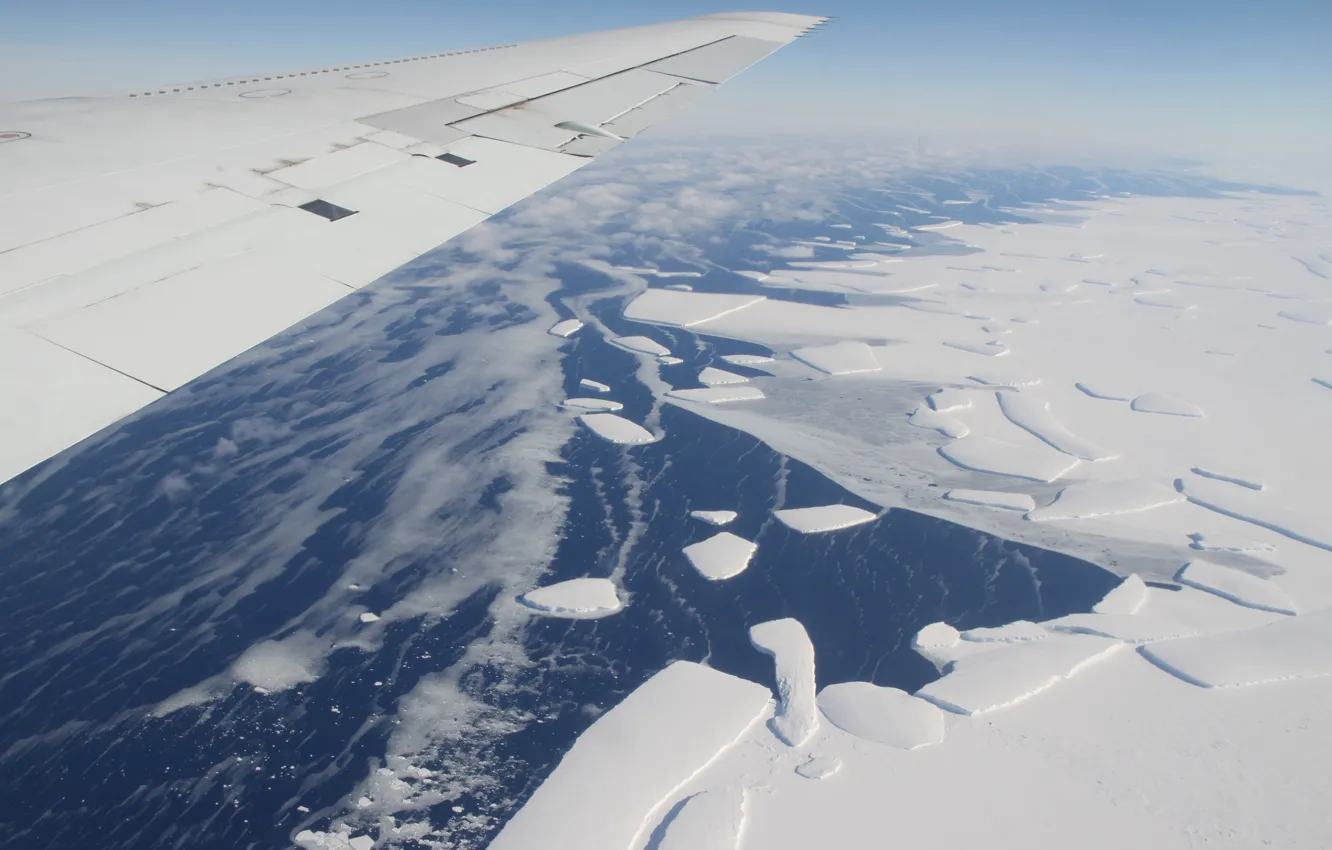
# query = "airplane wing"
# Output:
<box><xmin>0</xmin><ymin>11</ymin><xmax>825</xmax><ymax>485</ymax></box>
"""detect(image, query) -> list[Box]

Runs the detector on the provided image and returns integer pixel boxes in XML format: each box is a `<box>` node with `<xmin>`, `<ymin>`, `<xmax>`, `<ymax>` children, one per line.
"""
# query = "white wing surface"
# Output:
<box><xmin>0</xmin><ymin>11</ymin><xmax>825</xmax><ymax>485</ymax></box>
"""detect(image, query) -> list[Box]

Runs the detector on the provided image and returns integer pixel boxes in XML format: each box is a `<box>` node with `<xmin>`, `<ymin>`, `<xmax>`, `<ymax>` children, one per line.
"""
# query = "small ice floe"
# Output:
<box><xmin>908</xmin><ymin>406</ymin><xmax>970</xmax><ymax>439</ymax></box>
<box><xmin>915</xmin><ymin>632</ymin><xmax>1120</xmax><ymax>715</ymax></box>
<box><xmin>773</xmin><ymin>504</ymin><xmax>877</xmax><ymax>533</ymax></box>
<box><xmin>791</xmin><ymin>341</ymin><xmax>881</xmax><ymax>375</ymax></box>
<box><xmin>939</xmin><ymin>435</ymin><xmax>1079</xmax><ymax>483</ymax></box>
<box><xmin>1093</xmin><ymin>574</ymin><xmax>1148</xmax><ymax>615</ymax></box>
<box><xmin>1190</xmin><ymin>467</ymin><xmax>1265</xmax><ymax>491</ymax></box>
<box><xmin>1141</xmin><ymin>607</ymin><xmax>1332</xmax><ymax>688</ymax></box>
<box><xmin>610</xmin><ymin>335</ymin><xmax>671</xmax><ymax>357</ymax></box>
<box><xmin>652</xmin><ymin>786</ymin><xmax>747</xmax><ymax>850</ymax></box>
<box><xmin>750</xmin><ymin>618</ymin><xmax>819</xmax><ymax>747</ymax></box>
<box><xmin>580</xmin><ymin>378</ymin><xmax>611</xmax><ymax>393</ymax></box>
<box><xmin>658</xmin><ymin>356</ymin><xmax>685</xmax><ymax>365</ymax></box>
<box><xmin>997</xmin><ymin>391</ymin><xmax>1117</xmax><ymax>461</ymax></box>
<box><xmin>578</xmin><ymin>413</ymin><xmax>657</xmax><ymax>445</ymax></box>
<box><xmin>721</xmin><ymin>353</ymin><xmax>774</xmax><ymax>366</ymax></box>
<box><xmin>911</xmin><ymin>626</ymin><xmax>964</xmax><ymax>671</ymax></box>
<box><xmin>1130</xmin><ymin>392</ymin><xmax>1205</xmax><ymax>417</ymax></box>
<box><xmin>795</xmin><ymin>756</ymin><xmax>842</xmax><ymax>780</ymax></box>
<box><xmin>1187</xmin><ymin>533</ymin><xmax>1276</xmax><ymax>554</ymax></box>
<box><xmin>1075</xmin><ymin>382</ymin><xmax>1132</xmax><ymax>401</ymax></box>
<box><xmin>943</xmin><ymin>340</ymin><xmax>1009</xmax><ymax>357</ymax></box>
<box><xmin>358</xmin><ymin>612</ymin><xmax>381</xmax><ymax>624</ymax></box>
<box><xmin>690</xmin><ymin>510</ymin><xmax>738</xmax><ymax>526</ymax></box>
<box><xmin>519</xmin><ymin>578</ymin><xmax>624</xmax><ymax>618</ymax></box>
<box><xmin>961</xmin><ymin>621</ymin><xmax>1048</xmax><ymax>643</ymax></box>
<box><xmin>817</xmin><ymin>682</ymin><xmax>945</xmax><ymax>749</ymax></box>
<box><xmin>666</xmin><ymin>386</ymin><xmax>765</xmax><ymax>404</ymax></box>
<box><xmin>683</xmin><ymin>532</ymin><xmax>757</xmax><ymax>580</ymax></box>
<box><xmin>1177</xmin><ymin>560</ymin><xmax>1297</xmax><ymax>615</ymax></box>
<box><xmin>943</xmin><ymin>489</ymin><xmax>1035</xmax><ymax>512</ymax></box>
<box><xmin>914</xmin><ymin>220</ymin><xmax>962</xmax><ymax>231</ymax></box>
<box><xmin>560</xmin><ymin>397</ymin><xmax>624</xmax><ymax>412</ymax></box>
<box><xmin>927</xmin><ymin>388</ymin><xmax>972</xmax><ymax>413</ymax></box>
<box><xmin>664</xmin><ymin>283</ymin><xmax>693</xmax><ymax>291</ymax></box>
<box><xmin>1026</xmin><ymin>480</ymin><xmax>1184</xmax><ymax>521</ymax></box>
<box><xmin>698</xmin><ymin>367</ymin><xmax>749</xmax><ymax>385</ymax></box>
<box><xmin>547</xmin><ymin>319</ymin><xmax>583</xmax><ymax>338</ymax></box>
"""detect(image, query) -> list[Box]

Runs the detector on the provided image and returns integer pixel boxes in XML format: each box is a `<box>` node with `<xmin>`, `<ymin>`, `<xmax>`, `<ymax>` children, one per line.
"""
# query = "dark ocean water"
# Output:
<box><xmin>0</xmin><ymin>162</ymin><xmax>1297</xmax><ymax>849</ymax></box>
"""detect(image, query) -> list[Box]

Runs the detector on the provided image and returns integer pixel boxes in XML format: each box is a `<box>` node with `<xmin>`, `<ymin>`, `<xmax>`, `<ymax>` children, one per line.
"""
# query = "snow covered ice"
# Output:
<box><xmin>486</xmin><ymin>662</ymin><xmax>771</xmax><ymax>850</ymax></box>
<box><xmin>666</xmin><ymin>386</ymin><xmax>765</xmax><ymax>404</ymax></box>
<box><xmin>996</xmin><ymin>391</ymin><xmax>1117</xmax><ymax>461</ymax></box>
<box><xmin>690</xmin><ymin>510</ymin><xmax>738</xmax><ymax>526</ymax></box>
<box><xmin>609</xmin><ymin>335</ymin><xmax>672</xmax><ymax>357</ymax></box>
<box><xmin>943</xmin><ymin>489</ymin><xmax>1035</xmax><ymax>512</ymax></box>
<box><xmin>698</xmin><ymin>367</ymin><xmax>749</xmax><ymax>386</ymax></box>
<box><xmin>651</xmin><ymin>786</ymin><xmax>748</xmax><ymax>850</ymax></box>
<box><xmin>561</xmin><ymin>397</ymin><xmax>624</xmax><ymax>412</ymax></box>
<box><xmin>547</xmin><ymin>319</ymin><xmax>584</xmax><ymax>338</ymax></box>
<box><xmin>1177</xmin><ymin>560</ymin><xmax>1297</xmax><ymax>615</ymax></box>
<box><xmin>519</xmin><ymin>578</ymin><xmax>624</xmax><ymax>618</ymax></box>
<box><xmin>1025</xmin><ymin>480</ymin><xmax>1184</xmax><ymax>521</ymax></box>
<box><xmin>908</xmin><ymin>406</ymin><xmax>970</xmax><ymax>438</ymax></box>
<box><xmin>772</xmin><ymin>505</ymin><xmax>877</xmax><ymax>533</ymax></box>
<box><xmin>916</xmin><ymin>632</ymin><xmax>1121</xmax><ymax>715</ymax></box>
<box><xmin>1092</xmin><ymin>575</ymin><xmax>1148</xmax><ymax>615</ymax></box>
<box><xmin>683</xmin><ymin>532</ymin><xmax>757</xmax><ymax>580</ymax></box>
<box><xmin>578</xmin><ymin>413</ymin><xmax>657</xmax><ymax>445</ymax></box>
<box><xmin>816</xmin><ymin>683</ymin><xmax>945</xmax><ymax>749</ymax></box>
<box><xmin>790</xmin><ymin>341</ymin><xmax>881</xmax><ymax>375</ymax></box>
<box><xmin>939</xmin><ymin>435</ymin><xmax>1079</xmax><ymax>483</ymax></box>
<box><xmin>750</xmin><ymin>619</ymin><xmax>819</xmax><ymax>747</ymax></box>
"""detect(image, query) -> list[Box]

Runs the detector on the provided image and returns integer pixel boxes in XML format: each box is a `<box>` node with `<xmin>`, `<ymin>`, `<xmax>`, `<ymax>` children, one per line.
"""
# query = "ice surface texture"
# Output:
<box><xmin>817</xmin><ymin>683</ymin><xmax>945</xmax><ymax>749</ymax></box>
<box><xmin>487</xmin><ymin>662</ymin><xmax>770</xmax><ymax>850</ymax></box>
<box><xmin>519</xmin><ymin>578</ymin><xmax>623</xmax><ymax>618</ymax></box>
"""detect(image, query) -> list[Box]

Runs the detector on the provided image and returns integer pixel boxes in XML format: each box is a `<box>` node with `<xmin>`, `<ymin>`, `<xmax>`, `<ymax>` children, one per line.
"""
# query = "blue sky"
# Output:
<box><xmin>3</xmin><ymin>1</ymin><xmax>1329</xmax><ymax>180</ymax></box>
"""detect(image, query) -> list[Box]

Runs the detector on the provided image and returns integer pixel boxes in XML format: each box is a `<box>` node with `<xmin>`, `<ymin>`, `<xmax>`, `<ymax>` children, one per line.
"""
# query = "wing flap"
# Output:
<box><xmin>0</xmin><ymin>329</ymin><xmax>164</xmax><ymax>485</ymax></box>
<box><xmin>385</xmin><ymin>137</ymin><xmax>585</xmax><ymax>214</ymax></box>
<box><xmin>0</xmin><ymin>188</ymin><xmax>267</xmax><ymax>297</ymax></box>
<box><xmin>451</xmin><ymin>69</ymin><xmax>683</xmax><ymax>151</ymax></box>
<box><xmin>644</xmin><ymin>35</ymin><xmax>787</xmax><ymax>83</ymax></box>
<box><xmin>264</xmin><ymin>141</ymin><xmax>413</xmax><ymax>191</ymax></box>
<box><xmin>361</xmin><ymin>98</ymin><xmax>483</xmax><ymax>146</ymax></box>
<box><xmin>28</xmin><ymin>248</ymin><xmax>353</xmax><ymax>392</ymax></box>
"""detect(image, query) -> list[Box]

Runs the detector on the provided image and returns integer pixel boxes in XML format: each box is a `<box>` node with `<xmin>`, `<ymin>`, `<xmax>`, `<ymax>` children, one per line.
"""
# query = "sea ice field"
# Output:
<box><xmin>1</xmin><ymin>139</ymin><xmax>1329</xmax><ymax>850</ymax></box>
